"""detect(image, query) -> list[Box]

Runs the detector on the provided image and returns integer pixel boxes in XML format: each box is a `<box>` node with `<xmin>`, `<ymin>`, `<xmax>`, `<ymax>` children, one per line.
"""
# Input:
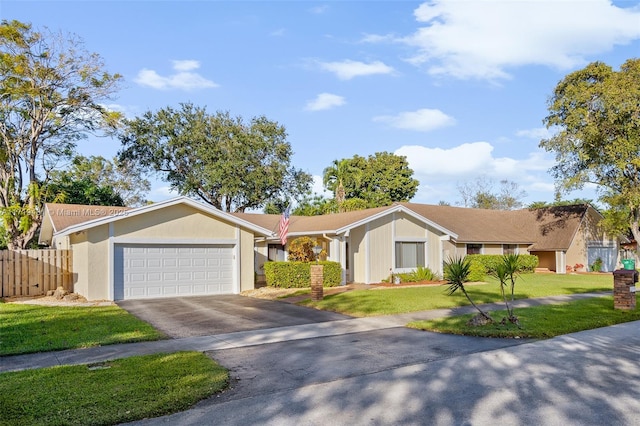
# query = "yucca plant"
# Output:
<box><xmin>444</xmin><ymin>256</ymin><xmax>492</xmax><ymax>322</ymax></box>
<box><xmin>491</xmin><ymin>253</ymin><xmax>521</xmax><ymax>325</ymax></box>
<box><xmin>410</xmin><ymin>266</ymin><xmax>440</xmax><ymax>282</ymax></box>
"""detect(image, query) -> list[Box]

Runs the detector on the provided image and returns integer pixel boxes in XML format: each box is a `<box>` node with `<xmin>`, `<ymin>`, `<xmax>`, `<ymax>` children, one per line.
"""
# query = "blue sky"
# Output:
<box><xmin>3</xmin><ymin>0</ymin><xmax>640</xmax><ymax>207</ymax></box>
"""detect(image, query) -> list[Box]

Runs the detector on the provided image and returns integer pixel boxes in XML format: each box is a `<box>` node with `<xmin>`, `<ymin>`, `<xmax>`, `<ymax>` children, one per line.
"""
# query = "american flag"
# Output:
<box><xmin>279</xmin><ymin>205</ymin><xmax>290</xmax><ymax>246</ymax></box>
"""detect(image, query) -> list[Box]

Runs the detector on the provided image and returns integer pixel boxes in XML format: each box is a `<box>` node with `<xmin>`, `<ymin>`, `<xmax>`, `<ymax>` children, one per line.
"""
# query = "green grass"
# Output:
<box><xmin>277</xmin><ymin>289</ymin><xmax>311</xmax><ymax>298</ymax></box>
<box><xmin>302</xmin><ymin>273</ymin><xmax>612</xmax><ymax>317</ymax></box>
<box><xmin>0</xmin><ymin>351</ymin><xmax>228</xmax><ymax>425</ymax></box>
<box><xmin>0</xmin><ymin>304</ymin><xmax>165</xmax><ymax>356</ymax></box>
<box><xmin>408</xmin><ymin>295</ymin><xmax>640</xmax><ymax>338</ymax></box>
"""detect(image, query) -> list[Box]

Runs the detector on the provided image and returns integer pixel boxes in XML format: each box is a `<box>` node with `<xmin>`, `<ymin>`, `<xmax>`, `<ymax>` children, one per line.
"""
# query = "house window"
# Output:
<box><xmin>466</xmin><ymin>244</ymin><xmax>483</xmax><ymax>255</ymax></box>
<box><xmin>503</xmin><ymin>244</ymin><xmax>518</xmax><ymax>255</ymax></box>
<box><xmin>268</xmin><ymin>244</ymin><xmax>285</xmax><ymax>261</ymax></box>
<box><xmin>395</xmin><ymin>242</ymin><xmax>425</xmax><ymax>269</ymax></box>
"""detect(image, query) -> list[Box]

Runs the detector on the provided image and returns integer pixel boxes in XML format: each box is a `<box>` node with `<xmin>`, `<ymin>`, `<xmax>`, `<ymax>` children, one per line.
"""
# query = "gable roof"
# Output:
<box><xmin>39</xmin><ymin>203</ymin><xmax>132</xmax><ymax>244</ymax></box>
<box><xmin>231</xmin><ymin>204</ymin><xmax>457</xmax><ymax>239</ymax></box>
<box><xmin>233</xmin><ymin>202</ymin><xmax>593</xmax><ymax>251</ymax></box>
<box><xmin>521</xmin><ymin>204</ymin><xmax>594</xmax><ymax>251</ymax></box>
<box><xmin>400</xmin><ymin>202</ymin><xmax>593</xmax><ymax>250</ymax></box>
<box><xmin>40</xmin><ymin>197</ymin><xmax>273</xmax><ymax>244</ymax></box>
<box><xmin>40</xmin><ymin>196</ymin><xmax>596</xmax><ymax>252</ymax></box>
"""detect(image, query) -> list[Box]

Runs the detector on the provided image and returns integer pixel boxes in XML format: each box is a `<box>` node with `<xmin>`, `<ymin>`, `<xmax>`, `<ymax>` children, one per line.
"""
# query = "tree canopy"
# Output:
<box><xmin>118</xmin><ymin>103</ymin><xmax>312</xmax><ymax>212</ymax></box>
<box><xmin>47</xmin><ymin>155</ymin><xmax>150</xmax><ymax>206</ymax></box>
<box><xmin>320</xmin><ymin>152</ymin><xmax>418</xmax><ymax>211</ymax></box>
<box><xmin>539</xmin><ymin>58</ymin><xmax>640</xmax><ymax>244</ymax></box>
<box><xmin>0</xmin><ymin>20</ymin><xmax>122</xmax><ymax>248</ymax></box>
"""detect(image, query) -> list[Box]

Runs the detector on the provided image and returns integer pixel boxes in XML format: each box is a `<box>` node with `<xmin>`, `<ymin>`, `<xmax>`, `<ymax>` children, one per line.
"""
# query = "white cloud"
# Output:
<box><xmin>305</xmin><ymin>93</ymin><xmax>346</xmax><ymax>111</ymax></box>
<box><xmin>318</xmin><ymin>59</ymin><xmax>395</xmax><ymax>80</ymax></box>
<box><xmin>172</xmin><ymin>60</ymin><xmax>200</xmax><ymax>72</ymax></box>
<box><xmin>516</xmin><ymin>126</ymin><xmax>561</xmax><ymax>141</ymax></box>
<box><xmin>373</xmin><ymin>108</ymin><xmax>455</xmax><ymax>132</ymax></box>
<box><xmin>134</xmin><ymin>60</ymin><xmax>219</xmax><ymax>90</ymax></box>
<box><xmin>403</xmin><ymin>0</ymin><xmax>640</xmax><ymax>80</ymax></box>
<box><xmin>270</xmin><ymin>28</ymin><xmax>286</xmax><ymax>37</ymax></box>
<box><xmin>395</xmin><ymin>141</ymin><xmax>557</xmax><ymax>204</ymax></box>
<box><xmin>360</xmin><ymin>33</ymin><xmax>395</xmax><ymax>43</ymax></box>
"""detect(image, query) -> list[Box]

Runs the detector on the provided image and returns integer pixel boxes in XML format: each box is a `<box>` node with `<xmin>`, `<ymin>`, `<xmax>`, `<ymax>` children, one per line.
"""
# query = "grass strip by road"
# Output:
<box><xmin>407</xmin><ymin>295</ymin><xmax>640</xmax><ymax>338</ymax></box>
<box><xmin>0</xmin><ymin>303</ymin><xmax>165</xmax><ymax>356</ymax></box>
<box><xmin>0</xmin><ymin>351</ymin><xmax>228</xmax><ymax>426</ymax></box>
<box><xmin>301</xmin><ymin>273</ymin><xmax>612</xmax><ymax>317</ymax></box>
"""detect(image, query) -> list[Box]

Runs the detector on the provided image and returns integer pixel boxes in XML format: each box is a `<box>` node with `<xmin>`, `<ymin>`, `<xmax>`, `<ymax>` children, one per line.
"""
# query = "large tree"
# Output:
<box><xmin>0</xmin><ymin>20</ymin><xmax>122</xmax><ymax>248</ymax></box>
<box><xmin>323</xmin><ymin>152</ymin><xmax>418</xmax><ymax>209</ymax></box>
<box><xmin>47</xmin><ymin>155</ymin><xmax>150</xmax><ymax>206</ymax></box>
<box><xmin>457</xmin><ymin>177</ymin><xmax>527</xmax><ymax>210</ymax></box>
<box><xmin>118</xmin><ymin>103</ymin><xmax>312</xmax><ymax>212</ymax></box>
<box><xmin>539</xmin><ymin>58</ymin><xmax>640</xmax><ymax>244</ymax></box>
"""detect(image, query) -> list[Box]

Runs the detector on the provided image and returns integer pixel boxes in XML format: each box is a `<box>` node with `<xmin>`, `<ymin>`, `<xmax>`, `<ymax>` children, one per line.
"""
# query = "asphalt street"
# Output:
<box><xmin>126</xmin><ymin>321</ymin><xmax>640</xmax><ymax>426</ymax></box>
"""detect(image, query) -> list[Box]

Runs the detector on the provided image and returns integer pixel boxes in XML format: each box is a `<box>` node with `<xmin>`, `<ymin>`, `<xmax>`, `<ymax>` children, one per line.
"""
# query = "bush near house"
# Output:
<box><xmin>467</xmin><ymin>254</ymin><xmax>538</xmax><ymax>275</ymax></box>
<box><xmin>391</xmin><ymin>266</ymin><xmax>441</xmax><ymax>283</ymax></box>
<box><xmin>263</xmin><ymin>261</ymin><xmax>341</xmax><ymax>288</ymax></box>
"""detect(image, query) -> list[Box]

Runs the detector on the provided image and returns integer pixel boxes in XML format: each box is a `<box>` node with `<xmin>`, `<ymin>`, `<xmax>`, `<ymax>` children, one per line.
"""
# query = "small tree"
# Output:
<box><xmin>287</xmin><ymin>237</ymin><xmax>321</xmax><ymax>262</ymax></box>
<box><xmin>444</xmin><ymin>256</ymin><xmax>492</xmax><ymax>323</ymax></box>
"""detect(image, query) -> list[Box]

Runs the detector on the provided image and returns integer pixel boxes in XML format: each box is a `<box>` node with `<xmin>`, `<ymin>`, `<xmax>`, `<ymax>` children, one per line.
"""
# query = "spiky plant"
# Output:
<box><xmin>493</xmin><ymin>253</ymin><xmax>522</xmax><ymax>325</ymax></box>
<box><xmin>444</xmin><ymin>256</ymin><xmax>492</xmax><ymax>321</ymax></box>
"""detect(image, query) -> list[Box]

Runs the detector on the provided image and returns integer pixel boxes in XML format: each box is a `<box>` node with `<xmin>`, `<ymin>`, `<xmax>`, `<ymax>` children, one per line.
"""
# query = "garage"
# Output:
<box><xmin>114</xmin><ymin>244</ymin><xmax>235</xmax><ymax>300</ymax></box>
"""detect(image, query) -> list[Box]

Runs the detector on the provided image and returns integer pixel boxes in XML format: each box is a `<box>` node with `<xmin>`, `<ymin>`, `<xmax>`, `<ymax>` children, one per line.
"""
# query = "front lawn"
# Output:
<box><xmin>408</xmin><ymin>295</ymin><xmax>640</xmax><ymax>338</ymax></box>
<box><xmin>302</xmin><ymin>273</ymin><xmax>612</xmax><ymax>316</ymax></box>
<box><xmin>0</xmin><ymin>303</ymin><xmax>165</xmax><ymax>356</ymax></box>
<box><xmin>0</xmin><ymin>351</ymin><xmax>228</xmax><ymax>425</ymax></box>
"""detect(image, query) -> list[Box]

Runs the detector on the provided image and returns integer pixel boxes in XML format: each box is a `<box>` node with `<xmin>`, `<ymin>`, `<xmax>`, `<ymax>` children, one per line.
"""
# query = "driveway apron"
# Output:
<box><xmin>117</xmin><ymin>295</ymin><xmax>351</xmax><ymax>338</ymax></box>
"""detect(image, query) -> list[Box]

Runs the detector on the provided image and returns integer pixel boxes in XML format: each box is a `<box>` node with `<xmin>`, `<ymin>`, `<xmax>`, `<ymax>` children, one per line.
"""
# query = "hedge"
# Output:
<box><xmin>263</xmin><ymin>261</ymin><xmax>342</xmax><ymax>288</ymax></box>
<box><xmin>467</xmin><ymin>254</ymin><xmax>539</xmax><ymax>275</ymax></box>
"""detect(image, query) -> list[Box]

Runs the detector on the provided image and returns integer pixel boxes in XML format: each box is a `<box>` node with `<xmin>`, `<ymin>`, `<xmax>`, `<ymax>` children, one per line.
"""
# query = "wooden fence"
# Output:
<box><xmin>1</xmin><ymin>250</ymin><xmax>73</xmax><ymax>298</ymax></box>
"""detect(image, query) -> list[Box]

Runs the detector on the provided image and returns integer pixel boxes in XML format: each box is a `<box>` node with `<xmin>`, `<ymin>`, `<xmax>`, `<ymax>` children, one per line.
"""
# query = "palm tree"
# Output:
<box><xmin>322</xmin><ymin>159</ymin><xmax>361</xmax><ymax>213</ymax></box>
<box><xmin>444</xmin><ymin>256</ymin><xmax>492</xmax><ymax>322</ymax></box>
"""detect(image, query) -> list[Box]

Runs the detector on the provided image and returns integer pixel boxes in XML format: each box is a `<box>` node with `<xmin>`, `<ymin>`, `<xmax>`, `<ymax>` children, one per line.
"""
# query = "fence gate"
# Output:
<box><xmin>1</xmin><ymin>250</ymin><xmax>73</xmax><ymax>298</ymax></box>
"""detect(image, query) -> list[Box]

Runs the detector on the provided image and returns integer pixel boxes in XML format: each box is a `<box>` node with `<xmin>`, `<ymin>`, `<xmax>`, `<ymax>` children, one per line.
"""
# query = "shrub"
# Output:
<box><xmin>590</xmin><ymin>257</ymin><xmax>603</xmax><ymax>272</ymax></box>
<box><xmin>467</xmin><ymin>254</ymin><xmax>538</xmax><ymax>274</ymax></box>
<box><xmin>409</xmin><ymin>266</ymin><xmax>441</xmax><ymax>282</ymax></box>
<box><xmin>263</xmin><ymin>261</ymin><xmax>341</xmax><ymax>288</ymax></box>
<box><xmin>468</xmin><ymin>260</ymin><xmax>487</xmax><ymax>282</ymax></box>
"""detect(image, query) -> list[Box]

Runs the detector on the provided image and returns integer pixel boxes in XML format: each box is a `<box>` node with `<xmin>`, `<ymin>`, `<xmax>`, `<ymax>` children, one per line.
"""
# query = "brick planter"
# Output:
<box><xmin>613</xmin><ymin>269</ymin><xmax>638</xmax><ymax>310</ymax></box>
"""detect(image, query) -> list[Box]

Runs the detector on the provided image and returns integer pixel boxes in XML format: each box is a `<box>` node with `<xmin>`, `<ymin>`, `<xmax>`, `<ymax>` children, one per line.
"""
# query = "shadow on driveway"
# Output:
<box><xmin>117</xmin><ymin>295</ymin><xmax>351</xmax><ymax>338</ymax></box>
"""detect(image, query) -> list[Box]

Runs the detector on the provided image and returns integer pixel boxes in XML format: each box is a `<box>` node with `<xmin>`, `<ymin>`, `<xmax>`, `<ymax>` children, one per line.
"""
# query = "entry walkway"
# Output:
<box><xmin>0</xmin><ymin>291</ymin><xmax>611</xmax><ymax>373</ymax></box>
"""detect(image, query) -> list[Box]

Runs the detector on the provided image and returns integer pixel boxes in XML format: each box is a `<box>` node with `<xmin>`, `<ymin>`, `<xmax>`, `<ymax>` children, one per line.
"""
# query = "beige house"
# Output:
<box><xmin>39</xmin><ymin>197</ymin><xmax>615</xmax><ymax>301</ymax></box>
<box><xmin>39</xmin><ymin>197</ymin><xmax>271</xmax><ymax>300</ymax></box>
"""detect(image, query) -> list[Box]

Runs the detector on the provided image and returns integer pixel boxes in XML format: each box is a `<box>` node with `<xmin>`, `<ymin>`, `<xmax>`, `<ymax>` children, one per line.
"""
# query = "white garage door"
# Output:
<box><xmin>114</xmin><ymin>244</ymin><xmax>234</xmax><ymax>300</ymax></box>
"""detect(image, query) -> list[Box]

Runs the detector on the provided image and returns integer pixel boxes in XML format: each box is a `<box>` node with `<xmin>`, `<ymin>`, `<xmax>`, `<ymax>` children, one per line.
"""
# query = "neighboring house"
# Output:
<box><xmin>39</xmin><ymin>197</ymin><xmax>615</xmax><ymax>301</ymax></box>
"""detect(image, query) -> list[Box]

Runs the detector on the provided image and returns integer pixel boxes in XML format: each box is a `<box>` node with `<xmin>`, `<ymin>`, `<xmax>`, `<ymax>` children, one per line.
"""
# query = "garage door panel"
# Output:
<box><xmin>115</xmin><ymin>244</ymin><xmax>235</xmax><ymax>300</ymax></box>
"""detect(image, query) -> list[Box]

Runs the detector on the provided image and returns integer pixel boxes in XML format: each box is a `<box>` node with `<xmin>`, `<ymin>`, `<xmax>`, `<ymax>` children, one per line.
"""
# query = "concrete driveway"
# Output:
<box><xmin>117</xmin><ymin>295</ymin><xmax>351</xmax><ymax>338</ymax></box>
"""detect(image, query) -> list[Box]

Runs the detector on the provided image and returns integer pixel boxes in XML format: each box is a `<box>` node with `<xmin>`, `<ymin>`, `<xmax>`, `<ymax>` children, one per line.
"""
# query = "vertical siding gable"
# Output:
<box><xmin>113</xmin><ymin>204</ymin><xmax>237</xmax><ymax>239</ymax></box>
<box><xmin>367</xmin><ymin>214</ymin><xmax>393</xmax><ymax>283</ymax></box>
